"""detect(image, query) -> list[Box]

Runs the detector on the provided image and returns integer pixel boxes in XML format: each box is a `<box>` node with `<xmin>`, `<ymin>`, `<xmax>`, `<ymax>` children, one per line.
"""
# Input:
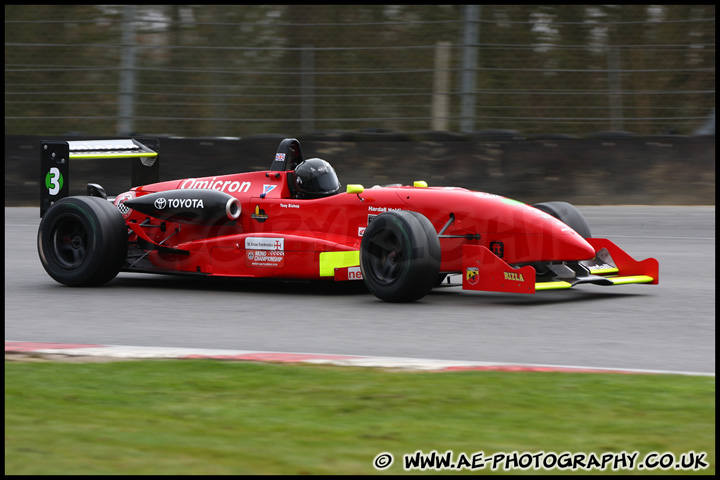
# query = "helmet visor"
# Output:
<box><xmin>310</xmin><ymin>169</ymin><xmax>340</xmax><ymax>193</ymax></box>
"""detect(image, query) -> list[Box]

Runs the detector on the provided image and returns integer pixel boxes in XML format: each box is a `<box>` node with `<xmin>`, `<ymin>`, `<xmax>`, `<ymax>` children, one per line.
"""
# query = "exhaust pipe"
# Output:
<box><xmin>124</xmin><ymin>189</ymin><xmax>242</xmax><ymax>224</ymax></box>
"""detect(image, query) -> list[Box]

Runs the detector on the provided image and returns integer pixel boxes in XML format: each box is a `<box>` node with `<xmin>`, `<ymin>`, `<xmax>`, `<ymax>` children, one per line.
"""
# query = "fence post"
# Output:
<box><xmin>460</xmin><ymin>5</ymin><xmax>479</xmax><ymax>133</ymax></box>
<box><xmin>432</xmin><ymin>41</ymin><xmax>451</xmax><ymax>131</ymax></box>
<box><xmin>607</xmin><ymin>45</ymin><xmax>624</xmax><ymax>131</ymax></box>
<box><xmin>117</xmin><ymin>5</ymin><xmax>137</xmax><ymax>136</ymax></box>
<box><xmin>301</xmin><ymin>45</ymin><xmax>315</xmax><ymax>133</ymax></box>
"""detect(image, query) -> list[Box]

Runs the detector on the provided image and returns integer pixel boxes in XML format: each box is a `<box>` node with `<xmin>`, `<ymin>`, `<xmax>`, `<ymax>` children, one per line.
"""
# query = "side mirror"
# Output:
<box><xmin>346</xmin><ymin>184</ymin><xmax>365</xmax><ymax>202</ymax></box>
<box><xmin>87</xmin><ymin>183</ymin><xmax>107</xmax><ymax>199</ymax></box>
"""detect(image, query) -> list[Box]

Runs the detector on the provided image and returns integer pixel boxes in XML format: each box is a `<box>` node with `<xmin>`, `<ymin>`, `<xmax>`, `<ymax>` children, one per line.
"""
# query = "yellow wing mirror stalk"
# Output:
<box><xmin>413</xmin><ymin>180</ymin><xmax>428</xmax><ymax>188</ymax></box>
<box><xmin>346</xmin><ymin>184</ymin><xmax>365</xmax><ymax>201</ymax></box>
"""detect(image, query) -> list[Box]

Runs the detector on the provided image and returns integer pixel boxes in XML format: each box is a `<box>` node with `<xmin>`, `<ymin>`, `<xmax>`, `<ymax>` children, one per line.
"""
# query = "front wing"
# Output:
<box><xmin>461</xmin><ymin>238</ymin><xmax>658</xmax><ymax>294</ymax></box>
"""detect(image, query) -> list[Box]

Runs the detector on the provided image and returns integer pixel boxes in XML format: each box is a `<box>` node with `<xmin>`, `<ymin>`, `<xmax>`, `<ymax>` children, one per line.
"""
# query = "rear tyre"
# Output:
<box><xmin>38</xmin><ymin>196</ymin><xmax>127</xmax><ymax>286</ymax></box>
<box><xmin>360</xmin><ymin>210</ymin><xmax>441</xmax><ymax>302</ymax></box>
<box><xmin>532</xmin><ymin>201</ymin><xmax>592</xmax><ymax>239</ymax></box>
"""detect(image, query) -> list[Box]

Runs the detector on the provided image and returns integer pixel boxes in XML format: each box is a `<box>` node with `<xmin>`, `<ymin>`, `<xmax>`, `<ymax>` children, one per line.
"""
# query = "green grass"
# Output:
<box><xmin>5</xmin><ymin>359</ymin><xmax>715</xmax><ymax>475</ymax></box>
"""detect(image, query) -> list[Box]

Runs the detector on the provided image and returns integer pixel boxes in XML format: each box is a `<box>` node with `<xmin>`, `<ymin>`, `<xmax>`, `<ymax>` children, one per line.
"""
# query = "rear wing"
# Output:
<box><xmin>40</xmin><ymin>138</ymin><xmax>159</xmax><ymax>217</ymax></box>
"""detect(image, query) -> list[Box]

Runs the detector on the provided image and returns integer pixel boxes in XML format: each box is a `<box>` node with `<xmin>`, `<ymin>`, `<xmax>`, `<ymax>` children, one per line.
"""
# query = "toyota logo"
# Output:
<box><xmin>154</xmin><ymin>197</ymin><xmax>167</xmax><ymax>210</ymax></box>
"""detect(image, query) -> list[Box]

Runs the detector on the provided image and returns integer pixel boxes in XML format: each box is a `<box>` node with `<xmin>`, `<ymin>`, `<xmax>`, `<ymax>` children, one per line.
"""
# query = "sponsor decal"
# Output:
<box><xmin>490</xmin><ymin>241</ymin><xmax>504</xmax><ymax>258</ymax></box>
<box><xmin>247</xmin><ymin>250</ymin><xmax>285</xmax><ymax>268</ymax></box>
<box><xmin>251</xmin><ymin>204</ymin><xmax>269</xmax><ymax>223</ymax></box>
<box><xmin>245</xmin><ymin>237</ymin><xmax>284</xmax><ymax>252</ymax></box>
<box><xmin>504</xmin><ymin>271</ymin><xmax>525</xmax><ymax>282</ymax></box>
<box><xmin>333</xmin><ymin>265</ymin><xmax>363</xmax><ymax>281</ymax></box>
<box><xmin>261</xmin><ymin>185</ymin><xmax>277</xmax><ymax>198</ymax></box>
<box><xmin>153</xmin><ymin>197</ymin><xmax>204</xmax><ymax>210</ymax></box>
<box><xmin>275</xmin><ymin>153</ymin><xmax>286</xmax><ymax>163</ymax></box>
<box><xmin>45</xmin><ymin>167</ymin><xmax>63</xmax><ymax>196</ymax></box>
<box><xmin>179</xmin><ymin>177</ymin><xmax>251</xmax><ymax>193</ymax></box>
<box><xmin>466</xmin><ymin>267</ymin><xmax>479</xmax><ymax>285</ymax></box>
<box><xmin>114</xmin><ymin>191</ymin><xmax>135</xmax><ymax>218</ymax></box>
<box><xmin>362</xmin><ymin>212</ymin><xmax>384</xmax><ymax>235</ymax></box>
<box><xmin>245</xmin><ymin>237</ymin><xmax>284</xmax><ymax>268</ymax></box>
<box><xmin>347</xmin><ymin>266</ymin><xmax>363</xmax><ymax>280</ymax></box>
<box><xmin>587</xmin><ymin>263</ymin><xmax>615</xmax><ymax>272</ymax></box>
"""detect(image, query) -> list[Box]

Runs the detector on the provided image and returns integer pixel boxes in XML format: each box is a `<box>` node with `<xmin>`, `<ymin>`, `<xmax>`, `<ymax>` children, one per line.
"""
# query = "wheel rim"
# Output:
<box><xmin>50</xmin><ymin>214</ymin><xmax>89</xmax><ymax>268</ymax></box>
<box><xmin>366</xmin><ymin>228</ymin><xmax>404</xmax><ymax>284</ymax></box>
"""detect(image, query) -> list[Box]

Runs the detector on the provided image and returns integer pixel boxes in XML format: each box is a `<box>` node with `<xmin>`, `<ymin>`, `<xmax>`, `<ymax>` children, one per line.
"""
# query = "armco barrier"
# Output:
<box><xmin>5</xmin><ymin>132</ymin><xmax>714</xmax><ymax>207</ymax></box>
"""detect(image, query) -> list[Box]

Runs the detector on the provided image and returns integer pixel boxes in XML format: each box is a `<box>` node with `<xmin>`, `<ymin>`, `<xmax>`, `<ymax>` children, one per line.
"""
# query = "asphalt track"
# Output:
<box><xmin>4</xmin><ymin>206</ymin><xmax>715</xmax><ymax>375</ymax></box>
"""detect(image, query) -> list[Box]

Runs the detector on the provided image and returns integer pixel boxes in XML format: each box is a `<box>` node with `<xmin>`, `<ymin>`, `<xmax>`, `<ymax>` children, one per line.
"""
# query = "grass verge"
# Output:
<box><xmin>5</xmin><ymin>359</ymin><xmax>715</xmax><ymax>475</ymax></box>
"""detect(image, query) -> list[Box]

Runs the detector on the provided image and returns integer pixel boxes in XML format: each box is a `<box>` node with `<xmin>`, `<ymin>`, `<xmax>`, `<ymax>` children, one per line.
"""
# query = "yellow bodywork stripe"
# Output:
<box><xmin>606</xmin><ymin>275</ymin><xmax>654</xmax><ymax>285</ymax></box>
<box><xmin>536</xmin><ymin>275</ymin><xmax>654</xmax><ymax>291</ymax></box>
<box><xmin>319</xmin><ymin>251</ymin><xmax>360</xmax><ymax>277</ymax></box>
<box><xmin>535</xmin><ymin>281</ymin><xmax>572</xmax><ymax>291</ymax></box>
<box><xmin>69</xmin><ymin>152</ymin><xmax>158</xmax><ymax>160</ymax></box>
<box><xmin>588</xmin><ymin>267</ymin><xmax>619</xmax><ymax>275</ymax></box>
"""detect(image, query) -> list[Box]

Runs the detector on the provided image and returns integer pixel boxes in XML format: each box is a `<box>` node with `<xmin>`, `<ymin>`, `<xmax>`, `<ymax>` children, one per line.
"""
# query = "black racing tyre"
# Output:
<box><xmin>360</xmin><ymin>210</ymin><xmax>441</xmax><ymax>302</ymax></box>
<box><xmin>532</xmin><ymin>201</ymin><xmax>592</xmax><ymax>239</ymax></box>
<box><xmin>37</xmin><ymin>196</ymin><xmax>127</xmax><ymax>287</ymax></box>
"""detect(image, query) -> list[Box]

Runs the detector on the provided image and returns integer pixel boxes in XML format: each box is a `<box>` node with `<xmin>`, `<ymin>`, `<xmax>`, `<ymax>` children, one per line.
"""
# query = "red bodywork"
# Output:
<box><xmin>37</xmin><ymin>137</ymin><xmax>658</xmax><ymax>299</ymax></box>
<box><xmin>114</xmin><ymin>168</ymin><xmax>620</xmax><ymax>287</ymax></box>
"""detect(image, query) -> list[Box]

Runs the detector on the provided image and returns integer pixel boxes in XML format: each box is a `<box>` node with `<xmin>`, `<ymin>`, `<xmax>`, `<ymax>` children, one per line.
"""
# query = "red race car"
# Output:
<box><xmin>37</xmin><ymin>138</ymin><xmax>658</xmax><ymax>302</ymax></box>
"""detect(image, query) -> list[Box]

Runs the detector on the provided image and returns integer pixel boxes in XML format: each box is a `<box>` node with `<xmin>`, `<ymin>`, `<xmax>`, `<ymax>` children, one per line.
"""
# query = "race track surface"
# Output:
<box><xmin>5</xmin><ymin>206</ymin><xmax>715</xmax><ymax>374</ymax></box>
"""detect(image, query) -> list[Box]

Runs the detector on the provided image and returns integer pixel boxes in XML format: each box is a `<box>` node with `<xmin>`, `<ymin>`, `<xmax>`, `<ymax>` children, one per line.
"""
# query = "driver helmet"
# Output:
<box><xmin>294</xmin><ymin>158</ymin><xmax>341</xmax><ymax>198</ymax></box>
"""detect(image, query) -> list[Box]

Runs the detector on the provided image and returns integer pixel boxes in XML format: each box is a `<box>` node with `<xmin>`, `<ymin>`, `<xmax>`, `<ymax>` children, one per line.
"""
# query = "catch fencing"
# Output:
<box><xmin>4</xmin><ymin>5</ymin><xmax>716</xmax><ymax>138</ymax></box>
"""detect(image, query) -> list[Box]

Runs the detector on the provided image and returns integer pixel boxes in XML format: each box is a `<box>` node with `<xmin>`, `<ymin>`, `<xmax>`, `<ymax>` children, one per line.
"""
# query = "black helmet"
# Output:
<box><xmin>294</xmin><ymin>158</ymin><xmax>341</xmax><ymax>198</ymax></box>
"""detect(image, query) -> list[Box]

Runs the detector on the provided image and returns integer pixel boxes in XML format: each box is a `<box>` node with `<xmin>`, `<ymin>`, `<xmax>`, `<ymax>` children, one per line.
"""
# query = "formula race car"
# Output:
<box><xmin>37</xmin><ymin>138</ymin><xmax>659</xmax><ymax>302</ymax></box>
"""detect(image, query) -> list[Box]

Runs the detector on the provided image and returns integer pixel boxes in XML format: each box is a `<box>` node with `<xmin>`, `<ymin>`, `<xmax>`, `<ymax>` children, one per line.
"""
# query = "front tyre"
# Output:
<box><xmin>360</xmin><ymin>210</ymin><xmax>441</xmax><ymax>302</ymax></box>
<box><xmin>38</xmin><ymin>196</ymin><xmax>127</xmax><ymax>286</ymax></box>
<box><xmin>532</xmin><ymin>201</ymin><xmax>592</xmax><ymax>239</ymax></box>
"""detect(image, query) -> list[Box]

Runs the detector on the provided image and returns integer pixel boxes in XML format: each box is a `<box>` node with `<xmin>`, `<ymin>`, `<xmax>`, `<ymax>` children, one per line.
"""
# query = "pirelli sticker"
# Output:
<box><xmin>245</xmin><ymin>237</ymin><xmax>284</xmax><ymax>268</ymax></box>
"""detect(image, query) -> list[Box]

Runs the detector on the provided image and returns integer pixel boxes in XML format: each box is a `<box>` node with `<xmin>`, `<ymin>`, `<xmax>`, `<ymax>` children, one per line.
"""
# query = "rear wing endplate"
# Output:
<box><xmin>40</xmin><ymin>138</ymin><xmax>159</xmax><ymax>217</ymax></box>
